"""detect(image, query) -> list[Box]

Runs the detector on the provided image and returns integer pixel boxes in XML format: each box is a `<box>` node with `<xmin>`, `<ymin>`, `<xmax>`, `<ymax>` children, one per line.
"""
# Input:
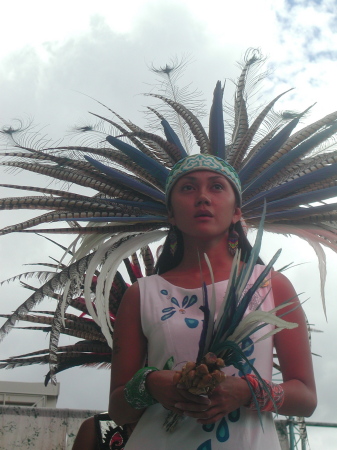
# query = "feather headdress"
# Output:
<box><xmin>1</xmin><ymin>48</ymin><xmax>337</xmax><ymax>382</ymax></box>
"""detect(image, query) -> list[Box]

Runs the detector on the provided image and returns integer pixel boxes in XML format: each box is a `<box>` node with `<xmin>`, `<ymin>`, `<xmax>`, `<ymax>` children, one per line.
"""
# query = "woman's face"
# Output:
<box><xmin>168</xmin><ymin>170</ymin><xmax>241</xmax><ymax>240</ymax></box>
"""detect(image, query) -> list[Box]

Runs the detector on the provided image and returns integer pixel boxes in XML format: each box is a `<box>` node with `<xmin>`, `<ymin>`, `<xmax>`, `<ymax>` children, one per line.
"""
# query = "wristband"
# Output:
<box><xmin>242</xmin><ymin>374</ymin><xmax>285</xmax><ymax>412</ymax></box>
<box><xmin>124</xmin><ymin>367</ymin><xmax>159</xmax><ymax>409</ymax></box>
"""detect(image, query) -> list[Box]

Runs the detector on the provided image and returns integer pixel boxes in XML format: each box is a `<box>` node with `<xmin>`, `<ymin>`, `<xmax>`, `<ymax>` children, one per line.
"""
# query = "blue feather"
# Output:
<box><xmin>211</xmin><ymin>250</ymin><xmax>281</xmax><ymax>350</ymax></box>
<box><xmin>209</xmin><ymin>203</ymin><xmax>276</xmax><ymax>350</ymax></box>
<box><xmin>244</xmin><ymin>161</ymin><xmax>337</xmax><ymax>209</ymax></box>
<box><xmin>209</xmin><ymin>81</ymin><xmax>225</xmax><ymax>159</ymax></box>
<box><xmin>245</xmin><ymin>185</ymin><xmax>337</xmax><ymax>215</ymax></box>
<box><xmin>263</xmin><ymin>202</ymin><xmax>337</xmax><ymax>221</ymax></box>
<box><xmin>161</xmin><ymin>119</ymin><xmax>188</xmax><ymax>159</ymax></box>
<box><xmin>223</xmin><ymin>251</ymin><xmax>280</xmax><ymax>342</ymax></box>
<box><xmin>106</xmin><ymin>135</ymin><xmax>169</xmax><ymax>187</ymax></box>
<box><xmin>239</xmin><ymin>117</ymin><xmax>300</xmax><ymax>183</ymax></box>
<box><xmin>196</xmin><ymin>282</ymin><xmax>210</xmax><ymax>364</ymax></box>
<box><xmin>84</xmin><ymin>155</ymin><xmax>165</xmax><ymax>203</ymax></box>
<box><xmin>244</xmin><ymin>122</ymin><xmax>337</xmax><ymax>194</ymax></box>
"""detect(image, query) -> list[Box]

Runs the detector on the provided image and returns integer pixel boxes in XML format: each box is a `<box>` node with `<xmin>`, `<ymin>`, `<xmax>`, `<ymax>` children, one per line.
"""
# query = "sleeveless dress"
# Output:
<box><xmin>124</xmin><ymin>265</ymin><xmax>281</xmax><ymax>450</ymax></box>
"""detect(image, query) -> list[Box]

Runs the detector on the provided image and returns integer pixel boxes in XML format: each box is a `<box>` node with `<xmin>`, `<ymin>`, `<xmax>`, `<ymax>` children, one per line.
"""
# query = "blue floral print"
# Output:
<box><xmin>200</xmin><ymin>408</ymin><xmax>240</xmax><ymax>448</ymax></box>
<box><xmin>160</xmin><ymin>290</ymin><xmax>199</xmax><ymax>328</ymax></box>
<box><xmin>238</xmin><ymin>337</ymin><xmax>255</xmax><ymax>376</ymax></box>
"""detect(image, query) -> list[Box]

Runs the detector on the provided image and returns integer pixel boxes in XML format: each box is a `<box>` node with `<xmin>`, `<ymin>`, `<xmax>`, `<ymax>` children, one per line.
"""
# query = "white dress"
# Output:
<box><xmin>124</xmin><ymin>265</ymin><xmax>281</xmax><ymax>450</ymax></box>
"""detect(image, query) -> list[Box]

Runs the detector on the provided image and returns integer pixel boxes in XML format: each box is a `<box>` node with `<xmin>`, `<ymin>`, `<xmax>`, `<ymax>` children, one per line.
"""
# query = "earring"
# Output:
<box><xmin>169</xmin><ymin>226</ymin><xmax>177</xmax><ymax>256</ymax></box>
<box><xmin>228</xmin><ymin>225</ymin><xmax>239</xmax><ymax>256</ymax></box>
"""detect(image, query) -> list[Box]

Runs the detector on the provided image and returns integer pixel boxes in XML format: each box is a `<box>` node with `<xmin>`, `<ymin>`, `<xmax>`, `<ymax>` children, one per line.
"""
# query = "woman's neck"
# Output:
<box><xmin>184</xmin><ymin>233</ymin><xmax>233</xmax><ymax>264</ymax></box>
<box><xmin>162</xmin><ymin>234</ymin><xmax>237</xmax><ymax>287</ymax></box>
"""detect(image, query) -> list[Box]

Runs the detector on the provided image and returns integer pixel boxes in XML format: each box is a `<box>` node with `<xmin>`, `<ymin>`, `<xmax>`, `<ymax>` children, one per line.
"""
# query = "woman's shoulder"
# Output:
<box><xmin>137</xmin><ymin>274</ymin><xmax>161</xmax><ymax>287</ymax></box>
<box><xmin>136</xmin><ymin>274</ymin><xmax>171</xmax><ymax>294</ymax></box>
<box><xmin>118</xmin><ymin>281</ymin><xmax>141</xmax><ymax>313</ymax></box>
<box><xmin>270</xmin><ymin>269</ymin><xmax>298</xmax><ymax>306</ymax></box>
<box><xmin>270</xmin><ymin>269</ymin><xmax>293</xmax><ymax>287</ymax></box>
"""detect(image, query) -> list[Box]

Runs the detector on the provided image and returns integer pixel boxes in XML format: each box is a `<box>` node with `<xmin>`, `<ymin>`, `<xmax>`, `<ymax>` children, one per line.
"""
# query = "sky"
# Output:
<box><xmin>1</xmin><ymin>0</ymin><xmax>337</xmax><ymax>447</ymax></box>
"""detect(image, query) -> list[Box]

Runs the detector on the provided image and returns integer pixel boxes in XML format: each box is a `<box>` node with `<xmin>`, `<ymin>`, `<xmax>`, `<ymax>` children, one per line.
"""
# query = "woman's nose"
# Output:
<box><xmin>195</xmin><ymin>192</ymin><xmax>211</xmax><ymax>206</ymax></box>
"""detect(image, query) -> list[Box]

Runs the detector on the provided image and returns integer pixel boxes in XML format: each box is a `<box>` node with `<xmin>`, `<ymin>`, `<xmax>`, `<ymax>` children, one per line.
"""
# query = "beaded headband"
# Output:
<box><xmin>165</xmin><ymin>154</ymin><xmax>242</xmax><ymax>206</ymax></box>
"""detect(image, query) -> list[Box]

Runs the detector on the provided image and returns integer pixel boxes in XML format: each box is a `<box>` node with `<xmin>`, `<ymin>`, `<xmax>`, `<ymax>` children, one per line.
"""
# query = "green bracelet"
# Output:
<box><xmin>124</xmin><ymin>367</ymin><xmax>159</xmax><ymax>409</ymax></box>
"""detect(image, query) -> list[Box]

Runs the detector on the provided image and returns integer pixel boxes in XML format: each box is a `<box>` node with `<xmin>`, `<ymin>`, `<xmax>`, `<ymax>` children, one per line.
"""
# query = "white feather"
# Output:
<box><xmin>213</xmin><ymin>249</ymin><xmax>241</xmax><ymax>332</ymax></box>
<box><xmin>227</xmin><ymin>307</ymin><xmax>298</xmax><ymax>344</ymax></box>
<box><xmin>266</xmin><ymin>224</ymin><xmax>328</xmax><ymax>317</ymax></box>
<box><xmin>203</xmin><ymin>253</ymin><xmax>216</xmax><ymax>350</ymax></box>
<box><xmin>95</xmin><ymin>230</ymin><xmax>167</xmax><ymax>347</ymax></box>
<box><xmin>84</xmin><ymin>232</ymin><xmax>133</xmax><ymax>327</ymax></box>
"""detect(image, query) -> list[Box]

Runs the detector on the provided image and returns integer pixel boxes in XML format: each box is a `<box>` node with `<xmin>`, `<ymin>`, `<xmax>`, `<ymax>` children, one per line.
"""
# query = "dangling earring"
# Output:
<box><xmin>169</xmin><ymin>226</ymin><xmax>177</xmax><ymax>256</ymax></box>
<box><xmin>228</xmin><ymin>224</ymin><xmax>239</xmax><ymax>256</ymax></box>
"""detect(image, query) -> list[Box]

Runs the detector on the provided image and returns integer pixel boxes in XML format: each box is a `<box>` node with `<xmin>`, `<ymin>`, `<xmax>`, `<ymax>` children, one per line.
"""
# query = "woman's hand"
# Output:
<box><xmin>174</xmin><ymin>376</ymin><xmax>251</xmax><ymax>424</ymax></box>
<box><xmin>146</xmin><ymin>370</ymin><xmax>211</xmax><ymax>415</ymax></box>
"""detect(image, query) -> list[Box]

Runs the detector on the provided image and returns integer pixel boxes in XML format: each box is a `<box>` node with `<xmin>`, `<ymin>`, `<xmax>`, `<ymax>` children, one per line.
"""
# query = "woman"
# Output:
<box><xmin>108</xmin><ymin>154</ymin><xmax>317</xmax><ymax>449</ymax></box>
<box><xmin>1</xmin><ymin>50</ymin><xmax>334</xmax><ymax>449</ymax></box>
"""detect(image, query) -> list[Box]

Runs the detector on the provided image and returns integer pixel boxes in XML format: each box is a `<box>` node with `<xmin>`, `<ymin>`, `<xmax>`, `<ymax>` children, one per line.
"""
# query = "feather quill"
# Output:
<box><xmin>106</xmin><ymin>135</ymin><xmax>169</xmax><ymax>186</ymax></box>
<box><xmin>209</xmin><ymin>81</ymin><xmax>225</xmax><ymax>159</ymax></box>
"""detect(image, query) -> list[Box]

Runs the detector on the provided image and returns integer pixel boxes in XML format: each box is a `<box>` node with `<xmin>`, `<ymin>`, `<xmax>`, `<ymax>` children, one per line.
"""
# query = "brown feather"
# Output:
<box><xmin>147</xmin><ymin>94</ymin><xmax>210</xmax><ymax>153</ymax></box>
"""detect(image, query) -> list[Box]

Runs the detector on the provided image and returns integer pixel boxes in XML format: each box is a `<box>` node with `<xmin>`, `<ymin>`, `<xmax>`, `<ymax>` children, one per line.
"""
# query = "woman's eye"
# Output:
<box><xmin>181</xmin><ymin>184</ymin><xmax>194</xmax><ymax>191</ymax></box>
<box><xmin>213</xmin><ymin>183</ymin><xmax>224</xmax><ymax>190</ymax></box>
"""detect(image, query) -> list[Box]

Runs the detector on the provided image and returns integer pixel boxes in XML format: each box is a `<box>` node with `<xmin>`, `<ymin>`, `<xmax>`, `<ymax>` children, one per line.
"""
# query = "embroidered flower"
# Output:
<box><xmin>238</xmin><ymin>336</ymin><xmax>255</xmax><ymax>376</ymax></box>
<box><xmin>160</xmin><ymin>292</ymin><xmax>199</xmax><ymax>328</ymax></box>
<box><xmin>260</xmin><ymin>277</ymin><xmax>270</xmax><ymax>288</ymax></box>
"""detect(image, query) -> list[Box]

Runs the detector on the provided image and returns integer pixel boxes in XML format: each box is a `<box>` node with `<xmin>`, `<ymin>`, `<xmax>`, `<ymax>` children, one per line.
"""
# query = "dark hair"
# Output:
<box><xmin>236</xmin><ymin>221</ymin><xmax>264</xmax><ymax>265</ymax></box>
<box><xmin>154</xmin><ymin>221</ymin><xmax>263</xmax><ymax>275</ymax></box>
<box><xmin>155</xmin><ymin>226</ymin><xmax>184</xmax><ymax>275</ymax></box>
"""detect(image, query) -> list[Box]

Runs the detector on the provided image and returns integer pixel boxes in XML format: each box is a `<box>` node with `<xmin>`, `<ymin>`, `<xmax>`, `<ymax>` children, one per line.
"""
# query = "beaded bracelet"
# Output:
<box><xmin>242</xmin><ymin>374</ymin><xmax>285</xmax><ymax>412</ymax></box>
<box><xmin>124</xmin><ymin>367</ymin><xmax>159</xmax><ymax>409</ymax></box>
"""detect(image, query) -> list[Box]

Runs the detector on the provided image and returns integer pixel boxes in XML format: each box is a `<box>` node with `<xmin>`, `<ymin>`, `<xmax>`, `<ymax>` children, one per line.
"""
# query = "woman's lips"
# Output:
<box><xmin>194</xmin><ymin>210</ymin><xmax>213</xmax><ymax>218</ymax></box>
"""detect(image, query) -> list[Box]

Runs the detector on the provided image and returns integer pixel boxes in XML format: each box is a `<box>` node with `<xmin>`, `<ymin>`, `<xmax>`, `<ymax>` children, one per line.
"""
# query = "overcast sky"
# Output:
<box><xmin>1</xmin><ymin>0</ymin><xmax>337</xmax><ymax>447</ymax></box>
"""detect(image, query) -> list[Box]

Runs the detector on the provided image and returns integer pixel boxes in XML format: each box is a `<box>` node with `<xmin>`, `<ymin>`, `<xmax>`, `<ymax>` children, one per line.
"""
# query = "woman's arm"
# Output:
<box><xmin>272</xmin><ymin>271</ymin><xmax>317</xmax><ymax>417</ymax></box>
<box><xmin>109</xmin><ymin>282</ymin><xmax>148</xmax><ymax>425</ymax></box>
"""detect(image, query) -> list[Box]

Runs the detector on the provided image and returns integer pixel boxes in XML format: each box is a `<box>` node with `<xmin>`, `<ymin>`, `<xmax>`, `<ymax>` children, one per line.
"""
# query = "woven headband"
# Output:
<box><xmin>165</xmin><ymin>154</ymin><xmax>242</xmax><ymax>206</ymax></box>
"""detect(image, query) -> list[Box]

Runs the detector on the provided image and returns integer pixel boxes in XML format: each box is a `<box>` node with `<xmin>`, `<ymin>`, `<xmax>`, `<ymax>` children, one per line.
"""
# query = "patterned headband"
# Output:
<box><xmin>165</xmin><ymin>154</ymin><xmax>242</xmax><ymax>206</ymax></box>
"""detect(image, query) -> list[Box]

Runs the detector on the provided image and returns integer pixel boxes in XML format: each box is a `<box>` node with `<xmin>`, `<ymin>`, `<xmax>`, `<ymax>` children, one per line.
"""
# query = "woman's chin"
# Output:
<box><xmin>182</xmin><ymin>229</ymin><xmax>228</xmax><ymax>242</ymax></box>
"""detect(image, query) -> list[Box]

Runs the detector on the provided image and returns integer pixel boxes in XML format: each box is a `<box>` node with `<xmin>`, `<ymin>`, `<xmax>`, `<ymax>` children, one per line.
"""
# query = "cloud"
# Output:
<box><xmin>269</xmin><ymin>0</ymin><xmax>337</xmax><ymax>115</ymax></box>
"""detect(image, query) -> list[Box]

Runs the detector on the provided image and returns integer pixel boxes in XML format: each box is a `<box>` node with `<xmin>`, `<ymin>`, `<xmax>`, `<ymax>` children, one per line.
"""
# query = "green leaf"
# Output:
<box><xmin>163</xmin><ymin>356</ymin><xmax>174</xmax><ymax>370</ymax></box>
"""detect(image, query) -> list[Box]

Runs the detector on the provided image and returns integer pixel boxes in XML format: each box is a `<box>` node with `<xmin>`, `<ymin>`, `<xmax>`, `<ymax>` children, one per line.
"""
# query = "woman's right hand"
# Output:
<box><xmin>146</xmin><ymin>370</ymin><xmax>211</xmax><ymax>415</ymax></box>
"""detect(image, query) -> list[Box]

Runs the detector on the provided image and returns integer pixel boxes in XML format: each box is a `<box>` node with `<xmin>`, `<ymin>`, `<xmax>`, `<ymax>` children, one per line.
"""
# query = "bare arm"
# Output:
<box><xmin>272</xmin><ymin>271</ymin><xmax>317</xmax><ymax>417</ymax></box>
<box><xmin>109</xmin><ymin>282</ymin><xmax>148</xmax><ymax>425</ymax></box>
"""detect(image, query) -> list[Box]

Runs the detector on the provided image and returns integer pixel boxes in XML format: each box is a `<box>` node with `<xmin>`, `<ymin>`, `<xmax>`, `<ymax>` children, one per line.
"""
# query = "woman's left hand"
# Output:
<box><xmin>175</xmin><ymin>376</ymin><xmax>251</xmax><ymax>424</ymax></box>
